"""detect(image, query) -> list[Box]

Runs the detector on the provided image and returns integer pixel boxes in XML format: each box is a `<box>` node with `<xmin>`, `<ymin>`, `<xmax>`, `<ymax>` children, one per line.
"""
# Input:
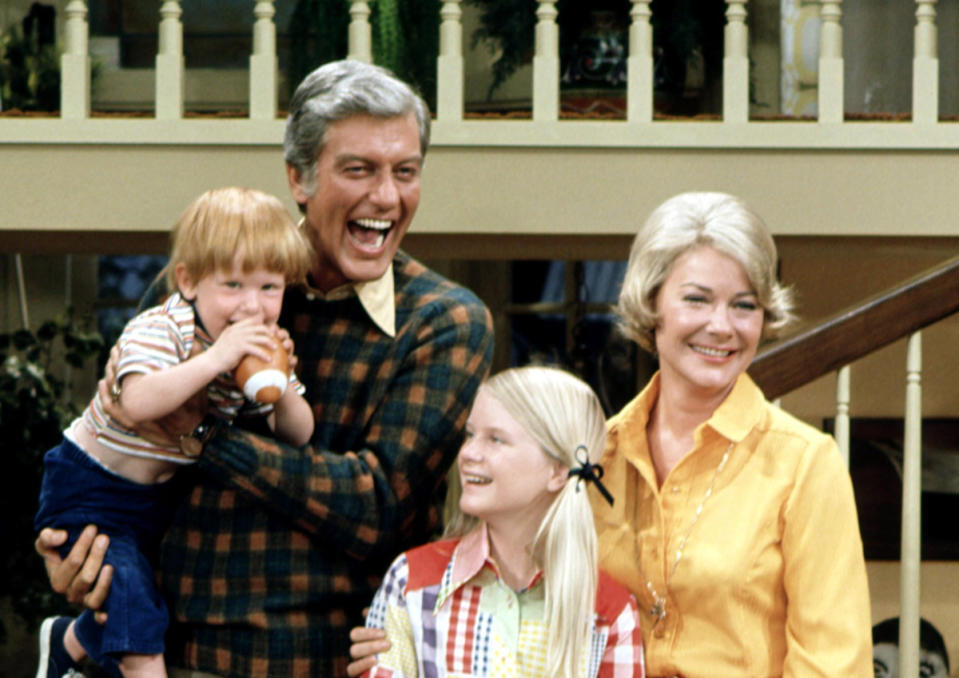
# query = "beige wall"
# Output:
<box><xmin>4</xmin><ymin>145</ymin><xmax>959</xmax><ymax>241</ymax></box>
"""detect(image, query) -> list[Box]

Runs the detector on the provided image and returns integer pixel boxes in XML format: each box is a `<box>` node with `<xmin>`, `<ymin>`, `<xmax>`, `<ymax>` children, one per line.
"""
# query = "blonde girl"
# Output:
<box><xmin>361</xmin><ymin>366</ymin><xmax>643</xmax><ymax>678</ymax></box>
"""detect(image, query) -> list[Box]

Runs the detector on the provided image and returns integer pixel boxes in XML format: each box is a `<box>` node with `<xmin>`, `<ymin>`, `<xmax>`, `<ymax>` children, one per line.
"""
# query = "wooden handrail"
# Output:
<box><xmin>749</xmin><ymin>254</ymin><xmax>959</xmax><ymax>399</ymax></box>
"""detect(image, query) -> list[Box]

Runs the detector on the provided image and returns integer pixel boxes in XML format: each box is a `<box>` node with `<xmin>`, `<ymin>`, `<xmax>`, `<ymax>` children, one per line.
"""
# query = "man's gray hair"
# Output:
<box><xmin>283</xmin><ymin>59</ymin><xmax>431</xmax><ymax>196</ymax></box>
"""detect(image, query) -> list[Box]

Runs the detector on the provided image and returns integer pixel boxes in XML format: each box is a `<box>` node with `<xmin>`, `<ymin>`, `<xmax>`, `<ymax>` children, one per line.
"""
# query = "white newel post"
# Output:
<box><xmin>249</xmin><ymin>0</ymin><xmax>277</xmax><ymax>120</ymax></box>
<box><xmin>155</xmin><ymin>1</ymin><xmax>184</xmax><ymax>119</ymax></box>
<box><xmin>61</xmin><ymin>0</ymin><xmax>90</xmax><ymax>119</ymax></box>
<box><xmin>835</xmin><ymin>365</ymin><xmax>850</xmax><ymax>466</ymax></box>
<box><xmin>818</xmin><ymin>0</ymin><xmax>844</xmax><ymax>123</ymax></box>
<box><xmin>437</xmin><ymin>0</ymin><xmax>464</xmax><ymax>122</ymax></box>
<box><xmin>723</xmin><ymin>1</ymin><xmax>749</xmax><ymax>123</ymax></box>
<box><xmin>347</xmin><ymin>1</ymin><xmax>372</xmax><ymax>64</ymax></box>
<box><xmin>533</xmin><ymin>1</ymin><xmax>559</xmax><ymax>122</ymax></box>
<box><xmin>913</xmin><ymin>0</ymin><xmax>939</xmax><ymax>124</ymax></box>
<box><xmin>899</xmin><ymin>332</ymin><xmax>923</xmax><ymax>678</ymax></box>
<box><xmin>627</xmin><ymin>1</ymin><xmax>653</xmax><ymax>123</ymax></box>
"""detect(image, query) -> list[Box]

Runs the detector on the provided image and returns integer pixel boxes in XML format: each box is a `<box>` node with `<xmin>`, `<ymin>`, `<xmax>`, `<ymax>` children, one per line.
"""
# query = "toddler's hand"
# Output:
<box><xmin>274</xmin><ymin>327</ymin><xmax>299</xmax><ymax>370</ymax></box>
<box><xmin>206</xmin><ymin>318</ymin><xmax>277</xmax><ymax>373</ymax></box>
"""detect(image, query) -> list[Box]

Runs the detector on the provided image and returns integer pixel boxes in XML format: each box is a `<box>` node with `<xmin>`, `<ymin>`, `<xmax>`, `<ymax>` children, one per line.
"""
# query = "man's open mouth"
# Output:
<box><xmin>348</xmin><ymin>218</ymin><xmax>392</xmax><ymax>249</ymax></box>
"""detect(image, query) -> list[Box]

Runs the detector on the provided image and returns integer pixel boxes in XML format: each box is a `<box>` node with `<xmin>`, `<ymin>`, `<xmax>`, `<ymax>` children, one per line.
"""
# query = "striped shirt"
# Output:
<box><xmin>363</xmin><ymin>525</ymin><xmax>645</xmax><ymax>678</ymax></box>
<box><xmin>78</xmin><ymin>292</ymin><xmax>303</xmax><ymax>464</ymax></box>
<box><xmin>158</xmin><ymin>252</ymin><xmax>494</xmax><ymax>677</ymax></box>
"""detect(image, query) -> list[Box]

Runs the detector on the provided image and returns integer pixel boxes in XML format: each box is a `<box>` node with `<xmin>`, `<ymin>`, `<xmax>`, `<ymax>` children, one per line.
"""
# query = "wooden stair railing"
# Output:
<box><xmin>749</xmin><ymin>254</ymin><xmax>959</xmax><ymax>400</ymax></box>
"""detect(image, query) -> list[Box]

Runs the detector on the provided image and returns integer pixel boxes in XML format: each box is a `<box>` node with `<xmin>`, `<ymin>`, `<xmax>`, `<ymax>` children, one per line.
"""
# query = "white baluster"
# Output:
<box><xmin>818</xmin><ymin>0</ymin><xmax>844</xmax><ymax>123</ymax></box>
<box><xmin>249</xmin><ymin>1</ymin><xmax>277</xmax><ymax>120</ymax></box>
<box><xmin>155</xmin><ymin>1</ymin><xmax>184</xmax><ymax>119</ymax></box>
<box><xmin>627</xmin><ymin>1</ymin><xmax>652</xmax><ymax>123</ymax></box>
<box><xmin>61</xmin><ymin>0</ymin><xmax>90</xmax><ymax>119</ymax></box>
<box><xmin>723</xmin><ymin>1</ymin><xmax>749</xmax><ymax>123</ymax></box>
<box><xmin>533</xmin><ymin>0</ymin><xmax>559</xmax><ymax>122</ymax></box>
<box><xmin>913</xmin><ymin>0</ymin><xmax>938</xmax><ymax>124</ymax></box>
<box><xmin>834</xmin><ymin>365</ymin><xmax>850</xmax><ymax>466</ymax></box>
<box><xmin>348</xmin><ymin>1</ymin><xmax>372</xmax><ymax>63</ymax></box>
<box><xmin>899</xmin><ymin>331</ymin><xmax>922</xmax><ymax>678</ymax></box>
<box><xmin>437</xmin><ymin>0</ymin><xmax>463</xmax><ymax>121</ymax></box>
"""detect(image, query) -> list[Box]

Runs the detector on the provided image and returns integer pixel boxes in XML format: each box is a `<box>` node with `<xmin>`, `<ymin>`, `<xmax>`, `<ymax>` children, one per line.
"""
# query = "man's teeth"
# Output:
<box><xmin>692</xmin><ymin>345</ymin><xmax>733</xmax><ymax>357</ymax></box>
<box><xmin>353</xmin><ymin>218</ymin><xmax>391</xmax><ymax>230</ymax></box>
<box><xmin>351</xmin><ymin>218</ymin><xmax>391</xmax><ymax>248</ymax></box>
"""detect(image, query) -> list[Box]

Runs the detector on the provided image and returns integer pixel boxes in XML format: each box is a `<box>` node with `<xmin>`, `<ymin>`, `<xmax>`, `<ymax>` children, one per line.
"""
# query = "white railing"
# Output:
<box><xmin>900</xmin><ymin>333</ymin><xmax>923</xmax><ymax>677</ymax></box>
<box><xmin>830</xmin><ymin>335</ymin><xmax>924</xmax><ymax>677</ymax></box>
<box><xmin>3</xmin><ymin>0</ymin><xmax>959</xmax><ymax>149</ymax></box>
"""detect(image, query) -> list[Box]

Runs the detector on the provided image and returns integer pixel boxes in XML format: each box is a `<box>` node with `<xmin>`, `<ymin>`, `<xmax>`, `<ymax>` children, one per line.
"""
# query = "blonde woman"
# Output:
<box><xmin>361</xmin><ymin>366</ymin><xmax>644</xmax><ymax>678</ymax></box>
<box><xmin>595</xmin><ymin>191</ymin><xmax>871</xmax><ymax>676</ymax></box>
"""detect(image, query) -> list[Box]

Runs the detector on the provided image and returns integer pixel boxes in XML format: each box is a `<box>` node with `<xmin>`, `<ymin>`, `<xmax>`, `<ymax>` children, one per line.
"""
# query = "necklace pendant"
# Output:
<box><xmin>649</xmin><ymin>597</ymin><xmax>666</xmax><ymax>621</ymax></box>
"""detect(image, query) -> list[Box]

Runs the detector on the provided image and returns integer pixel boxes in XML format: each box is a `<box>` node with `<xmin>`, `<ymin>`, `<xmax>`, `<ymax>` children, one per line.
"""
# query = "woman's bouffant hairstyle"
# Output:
<box><xmin>617</xmin><ymin>191</ymin><xmax>795</xmax><ymax>353</ymax></box>
<box><xmin>164</xmin><ymin>186</ymin><xmax>313</xmax><ymax>292</ymax></box>
<box><xmin>444</xmin><ymin>366</ymin><xmax>607</xmax><ymax>678</ymax></box>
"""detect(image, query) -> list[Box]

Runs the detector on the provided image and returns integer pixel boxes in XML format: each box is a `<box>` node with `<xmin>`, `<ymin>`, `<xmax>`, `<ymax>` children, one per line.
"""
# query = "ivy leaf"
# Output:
<box><xmin>36</xmin><ymin>319</ymin><xmax>58</xmax><ymax>342</ymax></box>
<box><xmin>12</xmin><ymin>329</ymin><xmax>36</xmax><ymax>350</ymax></box>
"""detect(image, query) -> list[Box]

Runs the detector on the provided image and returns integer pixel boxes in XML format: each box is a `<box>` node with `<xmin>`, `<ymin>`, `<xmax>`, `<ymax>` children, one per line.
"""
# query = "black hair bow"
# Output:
<box><xmin>568</xmin><ymin>445</ymin><xmax>614</xmax><ymax>507</ymax></box>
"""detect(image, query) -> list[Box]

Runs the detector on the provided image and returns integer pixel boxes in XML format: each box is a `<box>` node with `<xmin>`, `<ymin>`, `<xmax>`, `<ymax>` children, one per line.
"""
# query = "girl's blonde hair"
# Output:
<box><xmin>164</xmin><ymin>186</ymin><xmax>313</xmax><ymax>291</ymax></box>
<box><xmin>617</xmin><ymin>191</ymin><xmax>796</xmax><ymax>353</ymax></box>
<box><xmin>445</xmin><ymin>366</ymin><xmax>607</xmax><ymax>678</ymax></box>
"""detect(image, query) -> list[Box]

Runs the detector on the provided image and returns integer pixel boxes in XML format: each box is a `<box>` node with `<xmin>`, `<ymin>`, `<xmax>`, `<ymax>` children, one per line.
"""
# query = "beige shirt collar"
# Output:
<box><xmin>304</xmin><ymin>264</ymin><xmax>396</xmax><ymax>337</ymax></box>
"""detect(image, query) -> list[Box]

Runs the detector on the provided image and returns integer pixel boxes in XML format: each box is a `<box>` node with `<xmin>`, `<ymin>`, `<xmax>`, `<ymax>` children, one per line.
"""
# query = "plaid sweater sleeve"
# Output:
<box><xmin>194</xmin><ymin>256</ymin><xmax>494</xmax><ymax>561</ymax></box>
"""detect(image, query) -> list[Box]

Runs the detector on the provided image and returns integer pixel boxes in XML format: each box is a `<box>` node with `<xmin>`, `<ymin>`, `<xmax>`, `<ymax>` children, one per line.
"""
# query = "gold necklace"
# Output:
<box><xmin>644</xmin><ymin>442</ymin><xmax>732</xmax><ymax>624</ymax></box>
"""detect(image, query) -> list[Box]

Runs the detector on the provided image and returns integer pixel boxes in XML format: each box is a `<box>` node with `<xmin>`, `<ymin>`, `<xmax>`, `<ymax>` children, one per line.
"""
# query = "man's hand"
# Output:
<box><xmin>347</xmin><ymin>625</ymin><xmax>391</xmax><ymax>676</ymax></box>
<box><xmin>35</xmin><ymin>525</ymin><xmax>113</xmax><ymax>622</ymax></box>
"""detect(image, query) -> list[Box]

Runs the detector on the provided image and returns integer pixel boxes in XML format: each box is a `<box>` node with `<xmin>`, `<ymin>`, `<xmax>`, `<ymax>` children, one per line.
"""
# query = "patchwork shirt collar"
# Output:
<box><xmin>435</xmin><ymin>524</ymin><xmax>544</xmax><ymax>612</ymax></box>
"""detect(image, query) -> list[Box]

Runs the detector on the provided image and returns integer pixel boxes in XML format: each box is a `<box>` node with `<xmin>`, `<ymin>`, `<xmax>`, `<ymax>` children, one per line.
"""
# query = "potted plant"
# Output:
<box><xmin>0</xmin><ymin>3</ymin><xmax>59</xmax><ymax>112</ymax></box>
<box><xmin>0</xmin><ymin>312</ymin><xmax>103</xmax><ymax>643</ymax></box>
<box><xmin>288</xmin><ymin>0</ymin><xmax>440</xmax><ymax>109</ymax></box>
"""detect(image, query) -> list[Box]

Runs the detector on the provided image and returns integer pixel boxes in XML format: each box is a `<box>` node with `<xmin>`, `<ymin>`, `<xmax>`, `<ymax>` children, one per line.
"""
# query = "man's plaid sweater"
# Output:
<box><xmin>158</xmin><ymin>251</ymin><xmax>494</xmax><ymax>677</ymax></box>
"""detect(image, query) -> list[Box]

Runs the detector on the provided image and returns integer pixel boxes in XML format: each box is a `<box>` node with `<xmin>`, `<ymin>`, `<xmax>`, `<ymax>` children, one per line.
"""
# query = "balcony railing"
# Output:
<box><xmin>2</xmin><ymin>0</ymin><xmax>959</xmax><ymax>148</ymax></box>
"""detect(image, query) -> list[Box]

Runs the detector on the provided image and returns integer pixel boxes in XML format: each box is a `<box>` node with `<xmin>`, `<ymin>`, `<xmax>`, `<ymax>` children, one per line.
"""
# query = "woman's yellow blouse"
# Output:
<box><xmin>592</xmin><ymin>373</ymin><xmax>872</xmax><ymax>678</ymax></box>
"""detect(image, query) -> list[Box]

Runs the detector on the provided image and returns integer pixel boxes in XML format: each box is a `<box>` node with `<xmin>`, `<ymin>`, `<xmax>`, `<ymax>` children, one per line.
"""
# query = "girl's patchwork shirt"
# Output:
<box><xmin>364</xmin><ymin>525</ymin><xmax>645</xmax><ymax>678</ymax></box>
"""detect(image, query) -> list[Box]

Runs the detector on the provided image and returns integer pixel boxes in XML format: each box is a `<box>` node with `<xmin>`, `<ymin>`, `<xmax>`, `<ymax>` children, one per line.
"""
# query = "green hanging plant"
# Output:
<box><xmin>0</xmin><ymin>21</ymin><xmax>60</xmax><ymax>112</ymax></box>
<box><xmin>465</xmin><ymin>0</ymin><xmax>537</xmax><ymax>100</ymax></box>
<box><xmin>372</xmin><ymin>0</ymin><xmax>402</xmax><ymax>76</ymax></box>
<box><xmin>287</xmin><ymin>0</ymin><xmax>439</xmax><ymax>110</ymax></box>
<box><xmin>0</xmin><ymin>311</ymin><xmax>103</xmax><ymax>641</ymax></box>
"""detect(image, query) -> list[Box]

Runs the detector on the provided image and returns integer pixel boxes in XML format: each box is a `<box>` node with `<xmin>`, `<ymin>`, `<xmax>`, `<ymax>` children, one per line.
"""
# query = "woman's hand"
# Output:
<box><xmin>347</xmin><ymin>625</ymin><xmax>391</xmax><ymax>676</ymax></box>
<box><xmin>35</xmin><ymin>525</ymin><xmax>113</xmax><ymax>623</ymax></box>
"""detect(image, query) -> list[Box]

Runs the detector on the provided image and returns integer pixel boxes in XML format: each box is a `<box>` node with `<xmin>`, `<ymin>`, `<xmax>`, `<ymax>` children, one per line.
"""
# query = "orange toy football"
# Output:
<box><xmin>233</xmin><ymin>341</ymin><xmax>289</xmax><ymax>404</ymax></box>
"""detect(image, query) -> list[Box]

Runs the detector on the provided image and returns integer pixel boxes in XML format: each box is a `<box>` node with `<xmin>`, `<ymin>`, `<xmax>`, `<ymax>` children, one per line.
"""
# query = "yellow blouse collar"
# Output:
<box><xmin>610</xmin><ymin>371</ymin><xmax>764</xmax><ymax>470</ymax></box>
